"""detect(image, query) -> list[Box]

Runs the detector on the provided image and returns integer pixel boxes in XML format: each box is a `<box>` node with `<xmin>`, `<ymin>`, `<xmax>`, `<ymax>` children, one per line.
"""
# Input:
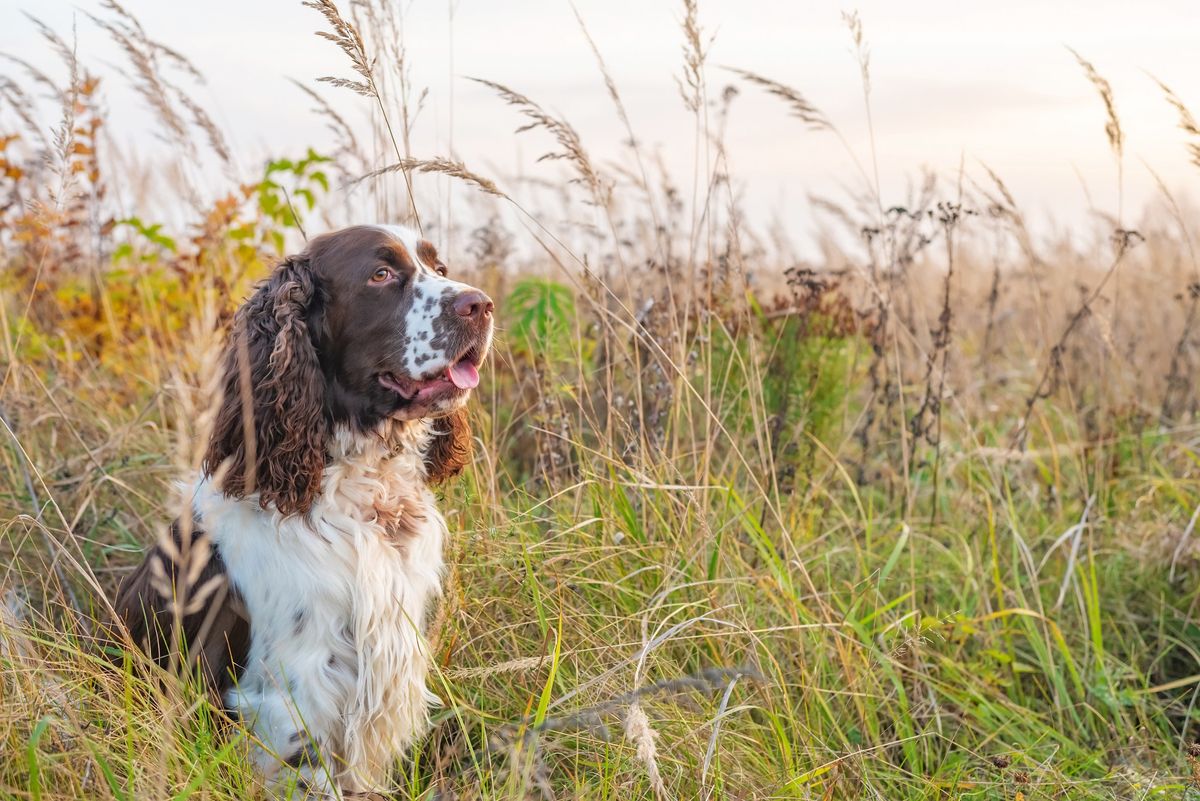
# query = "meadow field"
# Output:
<box><xmin>2</xmin><ymin>1</ymin><xmax>1200</xmax><ymax>798</ymax></box>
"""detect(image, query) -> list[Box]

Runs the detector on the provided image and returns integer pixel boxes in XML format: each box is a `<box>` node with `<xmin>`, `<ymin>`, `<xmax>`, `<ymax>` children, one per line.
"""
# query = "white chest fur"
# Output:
<box><xmin>192</xmin><ymin>420</ymin><xmax>445</xmax><ymax>795</ymax></box>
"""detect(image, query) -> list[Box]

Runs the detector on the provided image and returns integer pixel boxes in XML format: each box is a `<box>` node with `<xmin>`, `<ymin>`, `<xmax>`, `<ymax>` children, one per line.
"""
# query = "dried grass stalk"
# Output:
<box><xmin>349</xmin><ymin>157</ymin><xmax>504</xmax><ymax>198</ymax></box>
<box><xmin>723</xmin><ymin>67</ymin><xmax>830</xmax><ymax>131</ymax></box>
<box><xmin>468</xmin><ymin>77</ymin><xmax>609</xmax><ymax>206</ymax></box>
<box><xmin>1153</xmin><ymin>76</ymin><xmax>1200</xmax><ymax>170</ymax></box>
<box><xmin>677</xmin><ymin>0</ymin><xmax>709</xmax><ymax>113</ymax></box>
<box><xmin>1068</xmin><ymin>47</ymin><xmax>1123</xmax><ymax>159</ymax></box>
<box><xmin>623</xmin><ymin>703</ymin><xmax>666</xmax><ymax>799</ymax></box>
<box><xmin>304</xmin><ymin>0</ymin><xmax>375</xmax><ymax>98</ymax></box>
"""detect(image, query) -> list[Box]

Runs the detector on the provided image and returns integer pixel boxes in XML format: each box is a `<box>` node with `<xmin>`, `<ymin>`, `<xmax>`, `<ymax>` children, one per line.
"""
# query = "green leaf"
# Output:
<box><xmin>533</xmin><ymin>613</ymin><xmax>563</xmax><ymax>726</ymax></box>
<box><xmin>26</xmin><ymin>717</ymin><xmax>52</xmax><ymax>801</ymax></box>
<box><xmin>506</xmin><ymin>278</ymin><xmax>577</xmax><ymax>359</ymax></box>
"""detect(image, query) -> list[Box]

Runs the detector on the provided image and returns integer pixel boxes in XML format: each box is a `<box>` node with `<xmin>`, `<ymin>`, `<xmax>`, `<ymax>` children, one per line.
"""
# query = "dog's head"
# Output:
<box><xmin>203</xmin><ymin>224</ymin><xmax>493</xmax><ymax>514</ymax></box>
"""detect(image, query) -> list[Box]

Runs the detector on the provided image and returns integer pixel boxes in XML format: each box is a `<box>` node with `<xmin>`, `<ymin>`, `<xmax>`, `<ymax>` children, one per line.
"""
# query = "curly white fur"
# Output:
<box><xmin>192</xmin><ymin>419</ymin><xmax>444</xmax><ymax>797</ymax></box>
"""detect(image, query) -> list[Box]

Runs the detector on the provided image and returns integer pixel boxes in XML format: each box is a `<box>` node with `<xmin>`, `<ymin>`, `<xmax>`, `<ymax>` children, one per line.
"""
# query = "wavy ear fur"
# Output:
<box><xmin>203</xmin><ymin>256</ymin><xmax>327</xmax><ymax>515</ymax></box>
<box><xmin>424</xmin><ymin>408</ymin><xmax>472</xmax><ymax>485</ymax></box>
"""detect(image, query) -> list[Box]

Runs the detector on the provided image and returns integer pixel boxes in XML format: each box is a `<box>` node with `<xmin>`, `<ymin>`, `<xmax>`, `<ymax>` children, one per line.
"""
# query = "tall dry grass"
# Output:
<box><xmin>2</xmin><ymin>2</ymin><xmax>1200</xmax><ymax>799</ymax></box>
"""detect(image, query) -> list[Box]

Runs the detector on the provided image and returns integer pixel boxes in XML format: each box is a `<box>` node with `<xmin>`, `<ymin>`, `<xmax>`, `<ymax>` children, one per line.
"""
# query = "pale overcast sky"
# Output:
<box><xmin>1</xmin><ymin>0</ymin><xmax>1198</xmax><ymax>256</ymax></box>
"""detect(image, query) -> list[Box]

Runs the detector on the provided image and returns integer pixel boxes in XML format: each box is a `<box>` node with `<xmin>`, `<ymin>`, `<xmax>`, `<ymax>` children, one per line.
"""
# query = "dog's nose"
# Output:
<box><xmin>453</xmin><ymin>290</ymin><xmax>494</xmax><ymax>320</ymax></box>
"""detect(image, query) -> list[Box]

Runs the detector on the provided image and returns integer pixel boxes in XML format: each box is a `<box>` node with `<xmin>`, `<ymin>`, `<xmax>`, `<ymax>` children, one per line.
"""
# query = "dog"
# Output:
<box><xmin>114</xmin><ymin>224</ymin><xmax>493</xmax><ymax>797</ymax></box>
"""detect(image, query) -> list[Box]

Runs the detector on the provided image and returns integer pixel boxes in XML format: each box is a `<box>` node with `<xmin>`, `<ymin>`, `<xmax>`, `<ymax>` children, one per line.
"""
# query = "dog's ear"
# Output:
<box><xmin>424</xmin><ymin>408</ymin><xmax>472</xmax><ymax>485</ymax></box>
<box><xmin>203</xmin><ymin>255</ymin><xmax>328</xmax><ymax>515</ymax></box>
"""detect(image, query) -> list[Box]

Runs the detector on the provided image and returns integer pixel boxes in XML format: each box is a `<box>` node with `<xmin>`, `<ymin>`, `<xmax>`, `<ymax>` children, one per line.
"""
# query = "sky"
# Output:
<box><xmin>1</xmin><ymin>0</ymin><xmax>1198</xmax><ymax>258</ymax></box>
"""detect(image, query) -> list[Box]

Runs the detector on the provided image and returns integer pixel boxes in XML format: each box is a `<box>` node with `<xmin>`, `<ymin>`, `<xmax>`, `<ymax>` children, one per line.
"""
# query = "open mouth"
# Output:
<box><xmin>378</xmin><ymin>345</ymin><xmax>484</xmax><ymax>402</ymax></box>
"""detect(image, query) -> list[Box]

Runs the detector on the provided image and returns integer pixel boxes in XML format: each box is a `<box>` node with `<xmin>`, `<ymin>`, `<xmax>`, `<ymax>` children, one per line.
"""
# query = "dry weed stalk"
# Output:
<box><xmin>288</xmin><ymin>78</ymin><xmax>366</xmax><ymax>172</ymax></box>
<box><xmin>100</xmin><ymin>0</ymin><xmax>205</xmax><ymax>84</ymax></box>
<box><xmin>1011</xmin><ymin>228</ymin><xmax>1143</xmax><ymax>449</ymax></box>
<box><xmin>147</xmin><ymin>529</ymin><xmax>222</xmax><ymax>619</ymax></box>
<box><xmin>1068</xmin><ymin>47</ymin><xmax>1123</xmax><ymax>161</ymax></box>
<box><xmin>677</xmin><ymin>0</ymin><xmax>710</xmax><ymax>114</ymax></box>
<box><xmin>425</xmin><ymin>667</ymin><xmax>756</xmax><ymax>798</ymax></box>
<box><xmin>624</xmin><ymin>703</ymin><xmax>667</xmax><ymax>799</ymax></box>
<box><xmin>20</xmin><ymin>13</ymin><xmax>76</xmax><ymax>73</ymax></box>
<box><xmin>842</xmin><ymin>10</ymin><xmax>870</xmax><ymax>97</ymax></box>
<box><xmin>0</xmin><ymin>73</ymin><xmax>51</xmax><ymax>147</ymax></box>
<box><xmin>977</xmin><ymin>161</ymin><xmax>1040</xmax><ymax>264</ymax></box>
<box><xmin>175</xmin><ymin>91</ymin><xmax>230</xmax><ymax>165</ymax></box>
<box><xmin>908</xmin><ymin>201</ymin><xmax>969</xmax><ymax>520</ymax></box>
<box><xmin>1069</xmin><ymin>46</ymin><xmax>1125</xmax><ymax>231</ymax></box>
<box><xmin>571</xmin><ymin>3</ymin><xmax>668</xmax><ymax>266</ymax></box>
<box><xmin>468</xmin><ymin>77</ymin><xmax>611</xmax><ymax>209</ymax></box>
<box><xmin>85</xmin><ymin>1</ymin><xmax>230</xmax><ymax>171</ymax></box>
<box><xmin>304</xmin><ymin>0</ymin><xmax>374</xmax><ymax>98</ymax></box>
<box><xmin>1153</xmin><ymin>76</ymin><xmax>1200</xmax><ymax>171</ymax></box>
<box><xmin>722</xmin><ymin>68</ymin><xmax>831</xmax><ymax>131</ymax></box>
<box><xmin>88</xmin><ymin>17</ymin><xmax>185</xmax><ymax>143</ymax></box>
<box><xmin>1007</xmin><ymin>48</ymin><xmax>1136</xmax><ymax>448</ymax></box>
<box><xmin>304</xmin><ymin>0</ymin><xmax>420</xmax><ymax>226</ymax></box>
<box><xmin>1147</xmin><ymin>166</ymin><xmax>1200</xmax><ymax>423</ymax></box>
<box><xmin>350</xmin><ymin>158</ymin><xmax>504</xmax><ymax>198</ymax></box>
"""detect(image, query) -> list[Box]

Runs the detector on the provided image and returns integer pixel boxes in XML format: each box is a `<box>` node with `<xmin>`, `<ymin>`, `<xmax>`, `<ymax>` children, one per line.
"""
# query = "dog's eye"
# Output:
<box><xmin>435</xmin><ymin>264</ymin><xmax>448</xmax><ymax>277</ymax></box>
<box><xmin>370</xmin><ymin>267</ymin><xmax>393</xmax><ymax>284</ymax></box>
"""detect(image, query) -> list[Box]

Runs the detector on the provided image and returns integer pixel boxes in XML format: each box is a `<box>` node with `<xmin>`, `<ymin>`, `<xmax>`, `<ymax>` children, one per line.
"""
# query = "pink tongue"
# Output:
<box><xmin>447</xmin><ymin>360</ymin><xmax>480</xmax><ymax>389</ymax></box>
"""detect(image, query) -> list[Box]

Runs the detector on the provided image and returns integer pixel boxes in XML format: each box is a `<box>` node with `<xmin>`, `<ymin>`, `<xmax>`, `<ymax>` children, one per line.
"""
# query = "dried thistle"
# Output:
<box><xmin>1011</xmin><ymin>228</ymin><xmax>1142</xmax><ymax>449</ymax></box>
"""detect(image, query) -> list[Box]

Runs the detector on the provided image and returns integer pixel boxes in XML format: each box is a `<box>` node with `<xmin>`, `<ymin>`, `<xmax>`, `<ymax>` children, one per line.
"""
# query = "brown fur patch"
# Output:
<box><xmin>113</xmin><ymin>517</ymin><xmax>250</xmax><ymax>700</ymax></box>
<box><xmin>416</xmin><ymin>239</ymin><xmax>443</xmax><ymax>271</ymax></box>
<box><xmin>203</xmin><ymin>257</ymin><xmax>328</xmax><ymax>516</ymax></box>
<box><xmin>424</xmin><ymin>408</ymin><xmax>472</xmax><ymax>484</ymax></box>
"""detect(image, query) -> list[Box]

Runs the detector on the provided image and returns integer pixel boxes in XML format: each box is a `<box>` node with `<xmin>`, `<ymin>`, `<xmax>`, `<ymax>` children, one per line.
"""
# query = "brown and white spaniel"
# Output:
<box><xmin>114</xmin><ymin>224</ymin><xmax>493</xmax><ymax>797</ymax></box>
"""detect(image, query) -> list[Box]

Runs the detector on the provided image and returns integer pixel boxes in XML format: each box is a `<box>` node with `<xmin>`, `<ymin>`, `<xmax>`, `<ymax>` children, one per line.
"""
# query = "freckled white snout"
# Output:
<box><xmin>453</xmin><ymin>290</ymin><xmax>493</xmax><ymax>320</ymax></box>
